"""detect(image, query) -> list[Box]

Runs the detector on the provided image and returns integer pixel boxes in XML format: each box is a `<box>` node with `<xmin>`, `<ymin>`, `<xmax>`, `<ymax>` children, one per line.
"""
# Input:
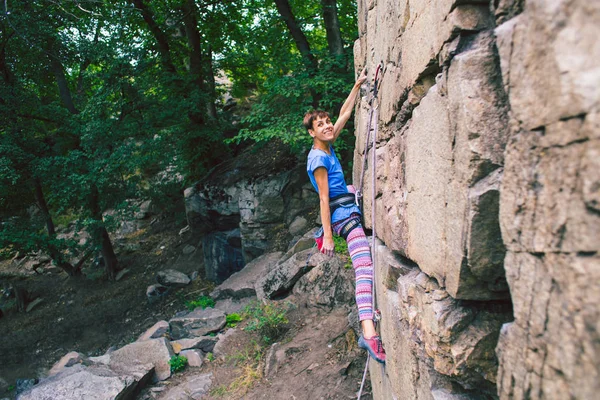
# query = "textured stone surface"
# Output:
<box><xmin>370</xmin><ymin>240</ymin><xmax>511</xmax><ymax>399</ymax></box>
<box><xmin>156</xmin><ymin>269</ymin><xmax>191</xmax><ymax>288</ymax></box>
<box><xmin>159</xmin><ymin>374</ymin><xmax>212</xmax><ymax>400</ymax></box>
<box><xmin>257</xmin><ymin>250</ymin><xmax>328</xmax><ymax>300</ymax></box>
<box><xmin>108</xmin><ymin>337</ymin><xmax>174</xmax><ymax>382</ymax></box>
<box><xmin>171</xmin><ymin>336</ymin><xmax>218</xmax><ymax>354</ymax></box>
<box><xmin>293</xmin><ymin>253</ymin><xmax>354</xmax><ymax>310</ymax></box>
<box><xmin>185</xmin><ymin>152</ymin><xmax>317</xmax><ymax>270</ymax></box>
<box><xmin>210</xmin><ymin>252</ymin><xmax>283</xmax><ymax>299</ymax></box>
<box><xmin>18</xmin><ymin>363</ymin><xmax>150</xmax><ymax>400</ymax></box>
<box><xmin>169</xmin><ymin>308</ymin><xmax>226</xmax><ymax>340</ymax></box>
<box><xmin>202</xmin><ymin>229</ymin><xmax>245</xmax><ymax>283</ymax></box>
<box><xmin>497</xmin><ymin>252</ymin><xmax>600</xmax><ymax>400</ymax></box>
<box><xmin>137</xmin><ymin>321</ymin><xmax>170</xmax><ymax>342</ymax></box>
<box><xmin>47</xmin><ymin>352</ymin><xmax>83</xmax><ymax>377</ymax></box>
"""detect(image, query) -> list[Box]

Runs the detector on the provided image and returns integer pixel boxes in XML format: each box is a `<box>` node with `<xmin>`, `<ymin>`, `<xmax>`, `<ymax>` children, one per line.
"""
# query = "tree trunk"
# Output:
<box><xmin>321</xmin><ymin>0</ymin><xmax>344</xmax><ymax>57</ymax></box>
<box><xmin>273</xmin><ymin>0</ymin><xmax>318</xmax><ymax>74</ymax></box>
<box><xmin>48</xmin><ymin>54</ymin><xmax>79</xmax><ymax>114</ymax></box>
<box><xmin>33</xmin><ymin>178</ymin><xmax>82</xmax><ymax>277</ymax></box>
<box><xmin>130</xmin><ymin>0</ymin><xmax>177</xmax><ymax>74</ymax></box>
<box><xmin>205</xmin><ymin>45</ymin><xmax>218</xmax><ymax>119</ymax></box>
<box><xmin>89</xmin><ymin>184</ymin><xmax>119</xmax><ymax>280</ymax></box>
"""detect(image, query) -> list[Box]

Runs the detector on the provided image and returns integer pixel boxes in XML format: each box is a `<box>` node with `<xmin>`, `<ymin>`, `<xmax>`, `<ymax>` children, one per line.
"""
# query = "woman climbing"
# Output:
<box><xmin>304</xmin><ymin>69</ymin><xmax>386</xmax><ymax>364</ymax></box>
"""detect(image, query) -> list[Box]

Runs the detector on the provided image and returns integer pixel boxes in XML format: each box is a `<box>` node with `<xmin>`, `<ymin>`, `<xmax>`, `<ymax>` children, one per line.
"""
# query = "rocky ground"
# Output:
<box><xmin>0</xmin><ymin>213</ymin><xmax>371</xmax><ymax>399</ymax></box>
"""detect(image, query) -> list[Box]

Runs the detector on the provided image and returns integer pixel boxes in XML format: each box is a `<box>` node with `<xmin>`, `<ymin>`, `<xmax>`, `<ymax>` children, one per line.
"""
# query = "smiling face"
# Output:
<box><xmin>309</xmin><ymin>116</ymin><xmax>334</xmax><ymax>145</ymax></box>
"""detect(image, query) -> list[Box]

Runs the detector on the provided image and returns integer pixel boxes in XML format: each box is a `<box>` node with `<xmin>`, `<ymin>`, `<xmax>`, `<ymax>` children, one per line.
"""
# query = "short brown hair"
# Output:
<box><xmin>303</xmin><ymin>110</ymin><xmax>330</xmax><ymax>131</ymax></box>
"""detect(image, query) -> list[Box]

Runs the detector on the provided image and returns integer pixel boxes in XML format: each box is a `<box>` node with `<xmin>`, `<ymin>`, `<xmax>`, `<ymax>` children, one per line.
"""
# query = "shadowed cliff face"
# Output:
<box><xmin>184</xmin><ymin>142</ymin><xmax>318</xmax><ymax>282</ymax></box>
<box><xmin>354</xmin><ymin>0</ymin><xmax>599</xmax><ymax>398</ymax></box>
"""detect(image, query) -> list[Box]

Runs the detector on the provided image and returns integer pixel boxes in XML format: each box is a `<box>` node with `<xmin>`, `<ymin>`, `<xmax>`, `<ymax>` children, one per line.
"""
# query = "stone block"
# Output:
<box><xmin>169</xmin><ymin>308</ymin><xmax>226</xmax><ymax>340</ymax></box>
<box><xmin>372</xmin><ymin>240</ymin><xmax>511</xmax><ymax>398</ymax></box>
<box><xmin>137</xmin><ymin>320</ymin><xmax>169</xmax><ymax>342</ymax></box>
<box><xmin>18</xmin><ymin>364</ymin><xmax>147</xmax><ymax>400</ymax></box>
<box><xmin>210</xmin><ymin>252</ymin><xmax>282</xmax><ymax>299</ymax></box>
<box><xmin>109</xmin><ymin>337</ymin><xmax>174</xmax><ymax>382</ymax></box>
<box><xmin>505</xmin><ymin>0</ymin><xmax>600</xmax><ymax>130</ymax></box>
<box><xmin>497</xmin><ymin>252</ymin><xmax>600</xmax><ymax>400</ymax></box>
<box><xmin>500</xmin><ymin>126</ymin><xmax>600</xmax><ymax>253</ymax></box>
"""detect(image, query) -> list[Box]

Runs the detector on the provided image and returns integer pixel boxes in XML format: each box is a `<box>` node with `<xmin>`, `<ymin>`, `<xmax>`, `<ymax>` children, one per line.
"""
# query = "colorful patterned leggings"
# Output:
<box><xmin>332</xmin><ymin>213</ymin><xmax>373</xmax><ymax>321</ymax></box>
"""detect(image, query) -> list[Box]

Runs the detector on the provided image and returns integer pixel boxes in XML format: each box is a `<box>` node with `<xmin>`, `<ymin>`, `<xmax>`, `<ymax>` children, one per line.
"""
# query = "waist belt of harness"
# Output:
<box><xmin>329</xmin><ymin>193</ymin><xmax>356</xmax><ymax>214</ymax></box>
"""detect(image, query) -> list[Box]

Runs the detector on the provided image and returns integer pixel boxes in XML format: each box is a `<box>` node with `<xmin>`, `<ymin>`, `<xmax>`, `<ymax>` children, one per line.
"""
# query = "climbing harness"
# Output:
<box><xmin>357</xmin><ymin>62</ymin><xmax>384</xmax><ymax>400</ymax></box>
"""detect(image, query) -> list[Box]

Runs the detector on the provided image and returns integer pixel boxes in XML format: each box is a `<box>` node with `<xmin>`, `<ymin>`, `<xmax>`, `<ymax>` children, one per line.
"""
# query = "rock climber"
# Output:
<box><xmin>304</xmin><ymin>69</ymin><xmax>386</xmax><ymax>364</ymax></box>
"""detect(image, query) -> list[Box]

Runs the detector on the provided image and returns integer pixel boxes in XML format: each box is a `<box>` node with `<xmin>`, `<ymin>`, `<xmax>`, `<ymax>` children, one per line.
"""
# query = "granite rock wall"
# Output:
<box><xmin>354</xmin><ymin>0</ymin><xmax>599</xmax><ymax>398</ymax></box>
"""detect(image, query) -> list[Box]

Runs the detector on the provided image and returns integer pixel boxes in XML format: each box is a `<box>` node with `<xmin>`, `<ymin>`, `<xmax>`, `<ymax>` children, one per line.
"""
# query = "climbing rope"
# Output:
<box><xmin>357</xmin><ymin>62</ymin><xmax>384</xmax><ymax>400</ymax></box>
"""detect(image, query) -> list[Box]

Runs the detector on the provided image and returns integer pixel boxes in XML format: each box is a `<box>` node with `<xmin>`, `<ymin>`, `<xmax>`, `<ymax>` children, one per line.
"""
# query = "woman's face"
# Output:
<box><xmin>309</xmin><ymin>116</ymin><xmax>334</xmax><ymax>143</ymax></box>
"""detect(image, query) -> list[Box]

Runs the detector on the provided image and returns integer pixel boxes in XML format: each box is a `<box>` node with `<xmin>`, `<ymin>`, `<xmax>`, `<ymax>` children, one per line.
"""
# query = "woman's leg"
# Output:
<box><xmin>333</xmin><ymin>215</ymin><xmax>386</xmax><ymax>363</ymax></box>
<box><xmin>344</xmin><ymin>225</ymin><xmax>378</xmax><ymax>337</ymax></box>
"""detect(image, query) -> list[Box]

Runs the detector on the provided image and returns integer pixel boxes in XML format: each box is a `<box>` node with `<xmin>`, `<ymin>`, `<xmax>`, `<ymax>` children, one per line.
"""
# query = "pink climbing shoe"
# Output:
<box><xmin>358</xmin><ymin>335</ymin><xmax>386</xmax><ymax>364</ymax></box>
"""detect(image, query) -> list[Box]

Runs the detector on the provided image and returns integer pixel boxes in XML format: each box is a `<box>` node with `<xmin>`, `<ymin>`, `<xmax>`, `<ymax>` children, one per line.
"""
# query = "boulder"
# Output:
<box><xmin>202</xmin><ymin>229</ymin><xmax>245</xmax><ymax>283</ymax></box>
<box><xmin>170</xmin><ymin>336</ymin><xmax>218</xmax><ymax>354</ymax></box>
<box><xmin>48</xmin><ymin>352</ymin><xmax>83</xmax><ymax>377</ymax></box>
<box><xmin>160</xmin><ymin>374</ymin><xmax>212</xmax><ymax>400</ymax></box>
<box><xmin>210</xmin><ymin>252</ymin><xmax>283</xmax><ymax>300</ymax></box>
<box><xmin>137</xmin><ymin>321</ymin><xmax>170</xmax><ymax>342</ymax></box>
<box><xmin>146</xmin><ymin>284</ymin><xmax>169</xmax><ymax>304</ymax></box>
<box><xmin>180</xmin><ymin>349</ymin><xmax>203</xmax><ymax>368</ymax></box>
<box><xmin>257</xmin><ymin>250</ymin><xmax>328</xmax><ymax>300</ymax></box>
<box><xmin>156</xmin><ymin>269</ymin><xmax>191</xmax><ymax>288</ymax></box>
<box><xmin>169</xmin><ymin>308</ymin><xmax>226</xmax><ymax>340</ymax></box>
<box><xmin>108</xmin><ymin>337</ymin><xmax>174</xmax><ymax>382</ymax></box>
<box><xmin>17</xmin><ymin>364</ymin><xmax>149</xmax><ymax>400</ymax></box>
<box><xmin>293</xmin><ymin>254</ymin><xmax>355</xmax><ymax>310</ymax></box>
<box><xmin>213</xmin><ymin>297</ymin><xmax>254</xmax><ymax>315</ymax></box>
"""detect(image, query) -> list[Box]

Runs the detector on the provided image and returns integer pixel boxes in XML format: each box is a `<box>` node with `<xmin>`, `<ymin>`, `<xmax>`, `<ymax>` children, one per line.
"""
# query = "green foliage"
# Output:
<box><xmin>169</xmin><ymin>355</ymin><xmax>187</xmax><ymax>373</ymax></box>
<box><xmin>185</xmin><ymin>295</ymin><xmax>216</xmax><ymax>311</ymax></box>
<box><xmin>333</xmin><ymin>236</ymin><xmax>348</xmax><ymax>254</ymax></box>
<box><xmin>226</xmin><ymin>313</ymin><xmax>243</xmax><ymax>328</ymax></box>
<box><xmin>206</xmin><ymin>352</ymin><xmax>215</xmax><ymax>362</ymax></box>
<box><xmin>243</xmin><ymin>301</ymin><xmax>290</xmax><ymax>344</ymax></box>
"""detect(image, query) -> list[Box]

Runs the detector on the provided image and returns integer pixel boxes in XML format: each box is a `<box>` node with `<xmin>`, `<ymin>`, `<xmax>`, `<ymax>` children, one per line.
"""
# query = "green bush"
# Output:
<box><xmin>169</xmin><ymin>355</ymin><xmax>187</xmax><ymax>373</ymax></box>
<box><xmin>185</xmin><ymin>295</ymin><xmax>215</xmax><ymax>311</ymax></box>
<box><xmin>226</xmin><ymin>313</ymin><xmax>243</xmax><ymax>328</ymax></box>
<box><xmin>243</xmin><ymin>301</ymin><xmax>289</xmax><ymax>344</ymax></box>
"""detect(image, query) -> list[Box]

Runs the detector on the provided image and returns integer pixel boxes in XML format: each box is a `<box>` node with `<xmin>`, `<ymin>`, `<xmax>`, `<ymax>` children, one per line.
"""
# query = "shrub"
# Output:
<box><xmin>169</xmin><ymin>355</ymin><xmax>187</xmax><ymax>373</ymax></box>
<box><xmin>243</xmin><ymin>301</ymin><xmax>289</xmax><ymax>344</ymax></box>
<box><xmin>185</xmin><ymin>295</ymin><xmax>215</xmax><ymax>311</ymax></box>
<box><xmin>226</xmin><ymin>313</ymin><xmax>243</xmax><ymax>328</ymax></box>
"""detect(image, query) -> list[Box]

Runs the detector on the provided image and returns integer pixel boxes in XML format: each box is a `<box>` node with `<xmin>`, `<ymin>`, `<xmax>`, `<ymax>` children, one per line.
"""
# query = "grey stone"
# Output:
<box><xmin>180</xmin><ymin>349</ymin><xmax>203</xmax><ymax>368</ymax></box>
<box><xmin>210</xmin><ymin>252</ymin><xmax>283</xmax><ymax>300</ymax></box>
<box><xmin>17</xmin><ymin>364</ymin><xmax>148</xmax><ymax>400</ymax></box>
<box><xmin>169</xmin><ymin>308</ymin><xmax>226</xmax><ymax>340</ymax></box>
<box><xmin>257</xmin><ymin>249</ymin><xmax>328</xmax><ymax>300</ymax></box>
<box><xmin>170</xmin><ymin>336</ymin><xmax>218</xmax><ymax>354</ymax></box>
<box><xmin>146</xmin><ymin>284</ymin><xmax>169</xmax><ymax>304</ymax></box>
<box><xmin>160</xmin><ymin>374</ymin><xmax>212</xmax><ymax>400</ymax></box>
<box><xmin>108</xmin><ymin>337</ymin><xmax>174</xmax><ymax>382</ymax></box>
<box><xmin>288</xmin><ymin>216</ymin><xmax>308</xmax><ymax>236</ymax></box>
<box><xmin>48</xmin><ymin>351</ymin><xmax>83</xmax><ymax>377</ymax></box>
<box><xmin>264</xmin><ymin>342</ymin><xmax>282</xmax><ymax>377</ymax></box>
<box><xmin>115</xmin><ymin>268</ymin><xmax>130</xmax><ymax>282</ymax></box>
<box><xmin>213</xmin><ymin>297</ymin><xmax>254</xmax><ymax>315</ymax></box>
<box><xmin>497</xmin><ymin>252</ymin><xmax>600</xmax><ymax>400</ymax></box>
<box><xmin>293</xmin><ymin>254</ymin><xmax>354</xmax><ymax>310</ymax></box>
<box><xmin>137</xmin><ymin>321</ymin><xmax>170</xmax><ymax>342</ymax></box>
<box><xmin>156</xmin><ymin>269</ymin><xmax>190</xmax><ymax>288</ymax></box>
<box><xmin>25</xmin><ymin>298</ymin><xmax>43</xmax><ymax>313</ymax></box>
<box><xmin>202</xmin><ymin>229</ymin><xmax>245</xmax><ymax>283</ymax></box>
<box><xmin>182</xmin><ymin>245</ymin><xmax>196</xmax><ymax>255</ymax></box>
